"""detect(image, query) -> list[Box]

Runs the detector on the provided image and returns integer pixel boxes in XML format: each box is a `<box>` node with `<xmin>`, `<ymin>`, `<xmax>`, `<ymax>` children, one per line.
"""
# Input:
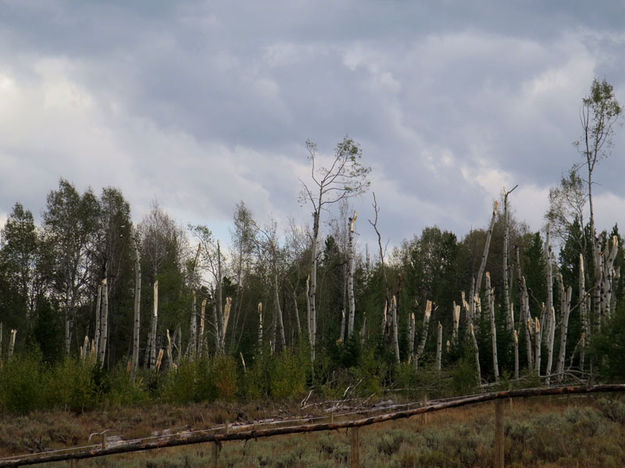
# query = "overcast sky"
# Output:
<box><xmin>2</xmin><ymin>1</ymin><xmax>625</xmax><ymax>250</ymax></box>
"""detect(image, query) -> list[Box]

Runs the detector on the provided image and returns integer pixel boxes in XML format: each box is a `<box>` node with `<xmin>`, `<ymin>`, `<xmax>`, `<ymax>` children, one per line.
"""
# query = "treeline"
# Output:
<box><xmin>0</xmin><ymin>176</ymin><xmax>623</xmax><ymax>393</ymax></box>
<box><xmin>1</xmin><ymin>79</ymin><xmax>625</xmax><ymax>411</ymax></box>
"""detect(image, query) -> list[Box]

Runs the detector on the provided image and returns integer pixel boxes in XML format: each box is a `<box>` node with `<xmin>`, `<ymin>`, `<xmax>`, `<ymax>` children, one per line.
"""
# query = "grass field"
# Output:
<box><xmin>2</xmin><ymin>394</ymin><xmax>625</xmax><ymax>467</ymax></box>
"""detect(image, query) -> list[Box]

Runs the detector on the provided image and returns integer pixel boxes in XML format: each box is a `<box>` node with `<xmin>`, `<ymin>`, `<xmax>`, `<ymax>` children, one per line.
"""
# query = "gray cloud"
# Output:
<box><xmin>2</xmin><ymin>0</ymin><xmax>625</xmax><ymax>248</ymax></box>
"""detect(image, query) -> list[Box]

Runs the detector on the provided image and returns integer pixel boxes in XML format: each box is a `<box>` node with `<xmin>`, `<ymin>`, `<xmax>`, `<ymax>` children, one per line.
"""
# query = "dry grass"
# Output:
<box><xmin>2</xmin><ymin>394</ymin><xmax>625</xmax><ymax>467</ymax></box>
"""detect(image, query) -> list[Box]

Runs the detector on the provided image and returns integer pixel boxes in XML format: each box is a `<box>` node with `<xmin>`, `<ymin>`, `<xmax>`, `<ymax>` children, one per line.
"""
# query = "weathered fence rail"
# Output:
<box><xmin>2</xmin><ymin>384</ymin><xmax>625</xmax><ymax>467</ymax></box>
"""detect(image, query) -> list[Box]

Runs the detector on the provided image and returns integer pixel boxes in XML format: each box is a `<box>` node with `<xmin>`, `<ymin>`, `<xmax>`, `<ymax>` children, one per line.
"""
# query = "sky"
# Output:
<box><xmin>2</xmin><ymin>0</ymin><xmax>625</xmax><ymax>251</ymax></box>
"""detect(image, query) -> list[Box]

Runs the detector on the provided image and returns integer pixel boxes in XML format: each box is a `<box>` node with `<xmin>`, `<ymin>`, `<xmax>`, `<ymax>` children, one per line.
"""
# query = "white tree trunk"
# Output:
<box><xmin>556</xmin><ymin>279</ymin><xmax>572</xmax><ymax>382</ymax></box>
<box><xmin>516</xmin><ymin>246</ymin><xmax>533</xmax><ymax>370</ymax></box>
<box><xmin>347</xmin><ymin>212</ymin><xmax>357</xmax><ymax>338</ymax></box>
<box><xmin>513</xmin><ymin>330</ymin><xmax>519</xmax><ymax>379</ymax></box>
<box><xmin>534</xmin><ymin>317</ymin><xmax>541</xmax><ymax>375</ymax></box>
<box><xmin>149</xmin><ymin>280</ymin><xmax>159</xmax><ymax>368</ymax></box>
<box><xmin>544</xmin><ymin>227</ymin><xmax>555</xmax><ymax>380</ymax></box>
<box><xmin>436</xmin><ymin>322</ymin><xmax>442</xmax><ymax>372</ymax></box>
<box><xmin>8</xmin><ymin>329</ymin><xmax>17</xmax><ymax>360</ymax></box>
<box><xmin>98</xmin><ymin>278</ymin><xmax>109</xmax><ymax>366</ymax></box>
<box><xmin>470</xmin><ymin>323</ymin><xmax>481</xmax><ymax>385</ymax></box>
<box><xmin>408</xmin><ymin>312</ymin><xmax>415</xmax><ymax>358</ymax></box>
<box><xmin>486</xmin><ymin>272</ymin><xmax>499</xmax><ymax>381</ymax></box>
<box><xmin>132</xmin><ymin>243</ymin><xmax>141</xmax><ymax>375</ymax></box>
<box><xmin>199</xmin><ymin>298</ymin><xmax>206</xmax><ymax>356</ymax></box>
<box><xmin>189</xmin><ymin>290</ymin><xmax>197</xmax><ymax>358</ymax></box>
<box><xmin>292</xmin><ymin>292</ymin><xmax>301</xmax><ymax>339</ymax></box>
<box><xmin>94</xmin><ymin>283</ymin><xmax>102</xmax><ymax>355</ymax></box>
<box><xmin>470</xmin><ymin>201</ymin><xmax>498</xmax><ymax>320</ymax></box>
<box><xmin>258</xmin><ymin>301</ymin><xmax>264</xmax><ymax>351</ymax></box>
<box><xmin>274</xmin><ymin>271</ymin><xmax>286</xmax><ymax>350</ymax></box>
<box><xmin>452</xmin><ymin>302</ymin><xmax>460</xmax><ymax>343</ymax></box>
<box><xmin>416</xmin><ymin>300</ymin><xmax>432</xmax><ymax>367</ymax></box>
<box><xmin>306</xmin><ymin>275</ymin><xmax>315</xmax><ymax>362</ymax></box>
<box><xmin>391</xmin><ymin>295</ymin><xmax>400</xmax><ymax>362</ymax></box>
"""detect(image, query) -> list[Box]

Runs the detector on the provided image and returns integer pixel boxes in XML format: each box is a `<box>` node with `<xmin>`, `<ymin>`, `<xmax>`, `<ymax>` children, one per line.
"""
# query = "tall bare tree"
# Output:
<box><xmin>299</xmin><ymin>137</ymin><xmax>370</xmax><ymax>361</ymax></box>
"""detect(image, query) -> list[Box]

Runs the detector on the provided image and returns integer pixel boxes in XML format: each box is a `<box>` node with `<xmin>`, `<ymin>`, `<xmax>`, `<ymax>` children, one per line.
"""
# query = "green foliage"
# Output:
<box><xmin>46</xmin><ymin>358</ymin><xmax>98</xmax><ymax>412</ymax></box>
<box><xmin>450</xmin><ymin>358</ymin><xmax>479</xmax><ymax>395</ymax></box>
<box><xmin>0</xmin><ymin>354</ymin><xmax>44</xmax><ymax>414</ymax></box>
<box><xmin>104</xmin><ymin>366</ymin><xmax>150</xmax><ymax>407</ymax></box>
<box><xmin>270</xmin><ymin>351</ymin><xmax>308</xmax><ymax>399</ymax></box>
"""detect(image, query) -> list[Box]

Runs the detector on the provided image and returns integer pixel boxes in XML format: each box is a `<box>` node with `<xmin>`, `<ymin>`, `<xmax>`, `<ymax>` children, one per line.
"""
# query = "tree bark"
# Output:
<box><xmin>502</xmin><ymin>186</ymin><xmax>517</xmax><ymax>332</ymax></box>
<box><xmin>189</xmin><ymin>291</ymin><xmax>197</xmax><ymax>358</ymax></box>
<box><xmin>415</xmin><ymin>300</ymin><xmax>432</xmax><ymax>367</ymax></box>
<box><xmin>8</xmin><ymin>329</ymin><xmax>16</xmax><ymax>360</ymax></box>
<box><xmin>132</xmin><ymin>242</ymin><xmax>141</xmax><ymax>375</ymax></box>
<box><xmin>516</xmin><ymin>246</ymin><xmax>533</xmax><ymax>370</ymax></box>
<box><xmin>257</xmin><ymin>302</ymin><xmax>263</xmax><ymax>351</ymax></box>
<box><xmin>534</xmin><ymin>317</ymin><xmax>541</xmax><ymax>376</ymax></box>
<box><xmin>149</xmin><ymin>280</ymin><xmax>159</xmax><ymax>368</ymax></box>
<box><xmin>436</xmin><ymin>322</ymin><xmax>442</xmax><ymax>372</ymax></box>
<box><xmin>545</xmin><ymin>227</ymin><xmax>555</xmax><ymax>380</ymax></box>
<box><xmin>470</xmin><ymin>323</ymin><xmax>481</xmax><ymax>384</ymax></box>
<box><xmin>391</xmin><ymin>295</ymin><xmax>400</xmax><ymax>362</ymax></box>
<box><xmin>556</xmin><ymin>279</ymin><xmax>572</xmax><ymax>383</ymax></box>
<box><xmin>94</xmin><ymin>283</ymin><xmax>102</xmax><ymax>357</ymax></box>
<box><xmin>274</xmin><ymin>270</ymin><xmax>286</xmax><ymax>351</ymax></box>
<box><xmin>513</xmin><ymin>330</ymin><xmax>519</xmax><ymax>379</ymax></box>
<box><xmin>98</xmin><ymin>277</ymin><xmax>109</xmax><ymax>367</ymax></box>
<box><xmin>347</xmin><ymin>212</ymin><xmax>357</xmax><ymax>338</ymax></box>
<box><xmin>486</xmin><ymin>272</ymin><xmax>499</xmax><ymax>381</ymax></box>
<box><xmin>470</xmin><ymin>202</ymin><xmax>498</xmax><ymax>321</ymax></box>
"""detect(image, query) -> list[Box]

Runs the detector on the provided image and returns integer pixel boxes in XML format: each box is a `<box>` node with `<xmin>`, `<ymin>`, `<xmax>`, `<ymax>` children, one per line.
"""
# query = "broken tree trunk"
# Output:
<box><xmin>347</xmin><ymin>212</ymin><xmax>357</xmax><ymax>338</ymax></box>
<box><xmin>199</xmin><ymin>298</ymin><xmax>207</xmax><ymax>357</ymax></box>
<box><xmin>132</xmin><ymin>241</ymin><xmax>141</xmax><ymax>375</ymax></box>
<box><xmin>486</xmin><ymin>272</ymin><xmax>499</xmax><ymax>382</ymax></box>
<box><xmin>415</xmin><ymin>300</ymin><xmax>432</xmax><ymax>368</ymax></box>
<box><xmin>306</xmin><ymin>275</ymin><xmax>315</xmax><ymax>362</ymax></box>
<box><xmin>258</xmin><ymin>302</ymin><xmax>263</xmax><ymax>351</ymax></box>
<box><xmin>408</xmin><ymin>311</ymin><xmax>416</xmax><ymax>358</ymax></box>
<box><xmin>513</xmin><ymin>330</ymin><xmax>519</xmax><ymax>379</ymax></box>
<box><xmin>189</xmin><ymin>290</ymin><xmax>197</xmax><ymax>358</ymax></box>
<box><xmin>8</xmin><ymin>329</ymin><xmax>17</xmax><ymax>359</ymax></box>
<box><xmin>94</xmin><ymin>283</ymin><xmax>102</xmax><ymax>356</ymax></box>
<box><xmin>149</xmin><ymin>280</ymin><xmax>159</xmax><ymax>368</ymax></box>
<box><xmin>502</xmin><ymin>186</ymin><xmax>517</xmax><ymax>332</ymax></box>
<box><xmin>556</xmin><ymin>275</ymin><xmax>572</xmax><ymax>383</ymax></box>
<box><xmin>534</xmin><ymin>317</ymin><xmax>541</xmax><ymax>376</ymax></box>
<box><xmin>452</xmin><ymin>302</ymin><xmax>460</xmax><ymax>343</ymax></box>
<box><xmin>436</xmin><ymin>322</ymin><xmax>442</xmax><ymax>371</ymax></box>
<box><xmin>470</xmin><ymin>201</ymin><xmax>498</xmax><ymax>322</ymax></box>
<box><xmin>274</xmin><ymin>270</ymin><xmax>286</xmax><ymax>350</ymax></box>
<box><xmin>391</xmin><ymin>295</ymin><xmax>400</xmax><ymax>362</ymax></box>
<box><xmin>470</xmin><ymin>323</ymin><xmax>482</xmax><ymax>384</ymax></box>
<box><xmin>516</xmin><ymin>246</ymin><xmax>533</xmax><ymax>371</ymax></box>
<box><xmin>98</xmin><ymin>277</ymin><xmax>109</xmax><ymax>367</ymax></box>
<box><xmin>544</xmin><ymin>227</ymin><xmax>555</xmax><ymax>380</ymax></box>
<box><xmin>292</xmin><ymin>292</ymin><xmax>301</xmax><ymax>339</ymax></box>
<box><xmin>579</xmin><ymin>253</ymin><xmax>588</xmax><ymax>370</ymax></box>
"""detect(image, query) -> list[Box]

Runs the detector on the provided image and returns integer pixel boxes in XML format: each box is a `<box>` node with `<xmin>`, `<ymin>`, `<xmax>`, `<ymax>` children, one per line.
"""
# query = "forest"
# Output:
<box><xmin>0</xmin><ymin>79</ymin><xmax>624</xmax><ymax>414</ymax></box>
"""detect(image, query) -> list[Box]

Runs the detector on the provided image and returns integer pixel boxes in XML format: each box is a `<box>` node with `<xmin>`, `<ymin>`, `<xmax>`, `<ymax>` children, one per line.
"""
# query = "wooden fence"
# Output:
<box><xmin>1</xmin><ymin>384</ymin><xmax>624</xmax><ymax>467</ymax></box>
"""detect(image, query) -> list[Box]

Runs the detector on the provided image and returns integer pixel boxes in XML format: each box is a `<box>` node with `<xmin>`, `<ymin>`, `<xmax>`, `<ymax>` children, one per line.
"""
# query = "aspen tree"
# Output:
<box><xmin>347</xmin><ymin>212</ymin><xmax>357</xmax><ymax>338</ymax></box>
<box><xmin>485</xmin><ymin>272</ymin><xmax>499</xmax><ymax>381</ymax></box>
<box><xmin>300</xmin><ymin>137</ymin><xmax>370</xmax><ymax>362</ymax></box>
<box><xmin>132</xmin><ymin>239</ymin><xmax>141</xmax><ymax>375</ymax></box>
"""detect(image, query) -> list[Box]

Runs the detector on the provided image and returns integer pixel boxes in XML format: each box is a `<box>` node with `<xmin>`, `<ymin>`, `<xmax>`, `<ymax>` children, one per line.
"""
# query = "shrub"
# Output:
<box><xmin>46</xmin><ymin>358</ymin><xmax>98</xmax><ymax>412</ymax></box>
<box><xmin>270</xmin><ymin>351</ymin><xmax>307</xmax><ymax>399</ymax></box>
<box><xmin>213</xmin><ymin>354</ymin><xmax>238</xmax><ymax>401</ymax></box>
<box><xmin>0</xmin><ymin>354</ymin><xmax>44</xmax><ymax>414</ymax></box>
<box><xmin>104</xmin><ymin>366</ymin><xmax>149</xmax><ymax>407</ymax></box>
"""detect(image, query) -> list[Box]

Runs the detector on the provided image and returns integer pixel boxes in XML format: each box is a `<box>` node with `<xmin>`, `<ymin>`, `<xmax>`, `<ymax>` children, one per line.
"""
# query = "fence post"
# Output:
<box><xmin>212</xmin><ymin>442</ymin><xmax>220</xmax><ymax>468</ymax></box>
<box><xmin>494</xmin><ymin>399</ymin><xmax>504</xmax><ymax>468</ymax></box>
<box><xmin>350</xmin><ymin>427</ymin><xmax>359</xmax><ymax>467</ymax></box>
